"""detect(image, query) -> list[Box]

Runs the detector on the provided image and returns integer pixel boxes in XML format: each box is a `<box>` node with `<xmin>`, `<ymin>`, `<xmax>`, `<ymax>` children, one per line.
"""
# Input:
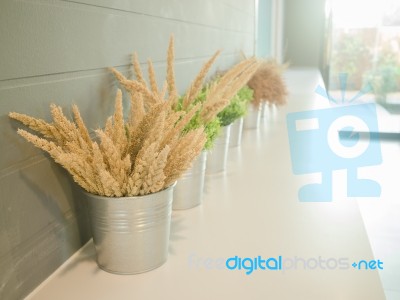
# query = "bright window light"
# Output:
<box><xmin>332</xmin><ymin>0</ymin><xmax>400</xmax><ymax>28</ymax></box>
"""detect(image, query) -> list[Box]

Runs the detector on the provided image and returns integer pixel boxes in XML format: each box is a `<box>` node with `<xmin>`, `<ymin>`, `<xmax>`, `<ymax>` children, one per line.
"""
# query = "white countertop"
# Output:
<box><xmin>26</xmin><ymin>69</ymin><xmax>387</xmax><ymax>300</ymax></box>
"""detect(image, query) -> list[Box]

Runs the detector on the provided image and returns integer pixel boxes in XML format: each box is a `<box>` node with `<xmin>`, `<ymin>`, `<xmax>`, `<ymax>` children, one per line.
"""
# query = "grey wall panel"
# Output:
<box><xmin>0</xmin><ymin>0</ymin><xmax>255</xmax><ymax>298</ymax></box>
<box><xmin>0</xmin><ymin>0</ymin><xmax>253</xmax><ymax>80</ymax></box>
<box><xmin>0</xmin><ymin>158</ymin><xmax>91</xmax><ymax>299</ymax></box>
<box><xmin>283</xmin><ymin>0</ymin><xmax>325</xmax><ymax>68</ymax></box>
<box><xmin>62</xmin><ymin>0</ymin><xmax>255</xmax><ymax>32</ymax></box>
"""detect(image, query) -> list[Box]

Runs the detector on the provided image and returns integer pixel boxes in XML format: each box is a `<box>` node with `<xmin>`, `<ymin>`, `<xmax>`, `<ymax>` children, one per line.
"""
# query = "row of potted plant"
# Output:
<box><xmin>171</xmin><ymin>82</ymin><xmax>255</xmax><ymax>210</ymax></box>
<box><xmin>9</xmin><ymin>36</ymin><xmax>263</xmax><ymax>275</ymax></box>
<box><xmin>9</xmin><ymin>34</ymin><xmax>289</xmax><ymax>274</ymax></box>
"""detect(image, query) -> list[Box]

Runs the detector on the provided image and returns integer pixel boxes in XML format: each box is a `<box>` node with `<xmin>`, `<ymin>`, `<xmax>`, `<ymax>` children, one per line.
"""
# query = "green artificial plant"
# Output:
<box><xmin>177</xmin><ymin>90</ymin><xmax>221</xmax><ymax>150</ymax></box>
<box><xmin>217</xmin><ymin>85</ymin><xmax>254</xmax><ymax>127</ymax></box>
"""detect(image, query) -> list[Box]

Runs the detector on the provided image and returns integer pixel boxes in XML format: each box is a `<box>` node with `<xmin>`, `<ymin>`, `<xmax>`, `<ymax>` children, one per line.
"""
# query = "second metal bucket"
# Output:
<box><xmin>206</xmin><ymin>124</ymin><xmax>231</xmax><ymax>174</ymax></box>
<box><xmin>261</xmin><ymin>102</ymin><xmax>268</xmax><ymax>118</ymax></box>
<box><xmin>172</xmin><ymin>151</ymin><xmax>207</xmax><ymax>210</ymax></box>
<box><xmin>85</xmin><ymin>183</ymin><xmax>175</xmax><ymax>275</ymax></box>
<box><xmin>229</xmin><ymin>117</ymin><xmax>244</xmax><ymax>147</ymax></box>
<box><xmin>243</xmin><ymin>104</ymin><xmax>261</xmax><ymax>129</ymax></box>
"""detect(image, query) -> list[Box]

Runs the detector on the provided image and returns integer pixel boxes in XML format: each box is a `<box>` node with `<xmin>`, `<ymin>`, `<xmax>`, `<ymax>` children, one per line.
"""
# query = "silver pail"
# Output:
<box><xmin>85</xmin><ymin>183</ymin><xmax>175</xmax><ymax>274</ymax></box>
<box><xmin>206</xmin><ymin>124</ymin><xmax>231</xmax><ymax>174</ymax></box>
<box><xmin>172</xmin><ymin>151</ymin><xmax>207</xmax><ymax>210</ymax></box>
<box><xmin>229</xmin><ymin>117</ymin><xmax>243</xmax><ymax>147</ymax></box>
<box><xmin>261</xmin><ymin>102</ymin><xmax>267</xmax><ymax>118</ymax></box>
<box><xmin>243</xmin><ymin>105</ymin><xmax>261</xmax><ymax>129</ymax></box>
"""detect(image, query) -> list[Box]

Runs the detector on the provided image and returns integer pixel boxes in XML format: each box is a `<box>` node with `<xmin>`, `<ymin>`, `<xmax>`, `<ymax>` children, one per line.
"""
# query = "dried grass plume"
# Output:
<box><xmin>247</xmin><ymin>59</ymin><xmax>288</xmax><ymax>108</ymax></box>
<box><xmin>9</xmin><ymin>88</ymin><xmax>206</xmax><ymax>197</ymax></box>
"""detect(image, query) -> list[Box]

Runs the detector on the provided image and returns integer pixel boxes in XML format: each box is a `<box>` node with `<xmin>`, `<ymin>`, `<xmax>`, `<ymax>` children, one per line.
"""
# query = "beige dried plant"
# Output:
<box><xmin>247</xmin><ymin>59</ymin><xmax>288</xmax><ymax>108</ymax></box>
<box><xmin>111</xmin><ymin>36</ymin><xmax>261</xmax><ymax>139</ymax></box>
<box><xmin>200</xmin><ymin>58</ymin><xmax>260</xmax><ymax>122</ymax></box>
<box><xmin>9</xmin><ymin>86</ymin><xmax>206</xmax><ymax>197</ymax></box>
<box><xmin>10</xmin><ymin>36</ymin><xmax>262</xmax><ymax>197</ymax></box>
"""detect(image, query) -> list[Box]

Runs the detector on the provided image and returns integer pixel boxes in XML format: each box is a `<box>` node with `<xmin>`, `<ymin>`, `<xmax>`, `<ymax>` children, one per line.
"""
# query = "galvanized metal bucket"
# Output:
<box><xmin>85</xmin><ymin>183</ymin><xmax>175</xmax><ymax>275</ymax></box>
<box><xmin>243</xmin><ymin>104</ymin><xmax>261</xmax><ymax>129</ymax></box>
<box><xmin>172</xmin><ymin>151</ymin><xmax>207</xmax><ymax>210</ymax></box>
<box><xmin>229</xmin><ymin>117</ymin><xmax>243</xmax><ymax>147</ymax></box>
<box><xmin>206</xmin><ymin>124</ymin><xmax>231</xmax><ymax>174</ymax></box>
<box><xmin>261</xmin><ymin>102</ymin><xmax>268</xmax><ymax>118</ymax></box>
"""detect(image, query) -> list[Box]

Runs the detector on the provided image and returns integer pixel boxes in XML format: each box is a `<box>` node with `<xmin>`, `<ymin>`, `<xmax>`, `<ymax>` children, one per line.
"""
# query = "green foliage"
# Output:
<box><xmin>363</xmin><ymin>49</ymin><xmax>400</xmax><ymax>102</ymax></box>
<box><xmin>177</xmin><ymin>84</ymin><xmax>254</xmax><ymax>149</ymax></box>
<box><xmin>237</xmin><ymin>85</ymin><xmax>254</xmax><ymax>103</ymax></box>
<box><xmin>176</xmin><ymin>94</ymin><xmax>221</xmax><ymax>150</ymax></box>
<box><xmin>203</xmin><ymin>118</ymin><xmax>221</xmax><ymax>149</ymax></box>
<box><xmin>182</xmin><ymin>108</ymin><xmax>221</xmax><ymax>150</ymax></box>
<box><xmin>217</xmin><ymin>86</ymin><xmax>254</xmax><ymax>126</ymax></box>
<box><xmin>330</xmin><ymin>31</ymin><xmax>372</xmax><ymax>90</ymax></box>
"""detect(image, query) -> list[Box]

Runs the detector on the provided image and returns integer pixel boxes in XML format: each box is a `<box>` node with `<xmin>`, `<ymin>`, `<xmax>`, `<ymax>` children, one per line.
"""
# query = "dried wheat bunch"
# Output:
<box><xmin>247</xmin><ymin>59</ymin><xmax>288</xmax><ymax>108</ymax></box>
<box><xmin>110</xmin><ymin>36</ymin><xmax>260</xmax><ymax>150</ymax></box>
<box><xmin>200</xmin><ymin>58</ymin><xmax>260</xmax><ymax>122</ymax></box>
<box><xmin>9</xmin><ymin>88</ymin><xmax>206</xmax><ymax>197</ymax></box>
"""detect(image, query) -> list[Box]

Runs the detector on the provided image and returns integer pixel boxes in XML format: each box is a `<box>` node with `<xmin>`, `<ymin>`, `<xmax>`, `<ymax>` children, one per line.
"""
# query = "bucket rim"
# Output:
<box><xmin>82</xmin><ymin>181</ymin><xmax>177</xmax><ymax>201</ymax></box>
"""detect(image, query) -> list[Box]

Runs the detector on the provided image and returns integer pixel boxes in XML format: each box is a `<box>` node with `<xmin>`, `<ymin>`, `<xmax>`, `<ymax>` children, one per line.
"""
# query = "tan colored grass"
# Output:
<box><xmin>16</xmin><ymin>129</ymin><xmax>62</xmax><ymax>158</ymax></box>
<box><xmin>10</xmin><ymin>88</ymin><xmax>206</xmax><ymax>196</ymax></box>
<box><xmin>247</xmin><ymin>59</ymin><xmax>288</xmax><ymax>107</ymax></box>
<box><xmin>166</xmin><ymin>35</ymin><xmax>178</xmax><ymax>101</ymax></box>
<box><xmin>10</xmin><ymin>36</ymin><xmax>264</xmax><ymax>197</ymax></box>
<box><xmin>182</xmin><ymin>50</ymin><xmax>220</xmax><ymax>109</ymax></box>
<box><xmin>147</xmin><ymin>59</ymin><xmax>159</xmax><ymax>95</ymax></box>
<box><xmin>201</xmin><ymin>58</ymin><xmax>260</xmax><ymax>122</ymax></box>
<box><xmin>72</xmin><ymin>104</ymin><xmax>92</xmax><ymax>151</ymax></box>
<box><xmin>132</xmin><ymin>52</ymin><xmax>146</xmax><ymax>86</ymax></box>
<box><xmin>109</xmin><ymin>68</ymin><xmax>159</xmax><ymax>108</ymax></box>
<box><xmin>9</xmin><ymin>112</ymin><xmax>61</xmax><ymax>142</ymax></box>
<box><xmin>164</xmin><ymin>128</ymin><xmax>206</xmax><ymax>187</ymax></box>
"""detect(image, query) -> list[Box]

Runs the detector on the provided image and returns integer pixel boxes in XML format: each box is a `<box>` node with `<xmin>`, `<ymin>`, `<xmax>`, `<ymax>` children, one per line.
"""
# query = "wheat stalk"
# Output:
<box><xmin>127</xmin><ymin>102</ymin><xmax>167</xmax><ymax>165</ymax></box>
<box><xmin>166</xmin><ymin>35</ymin><xmax>178</xmax><ymax>101</ymax></box>
<box><xmin>164</xmin><ymin>128</ymin><xmax>206</xmax><ymax>187</ymax></box>
<box><xmin>16</xmin><ymin>128</ymin><xmax>63</xmax><ymax>158</ymax></box>
<box><xmin>96</xmin><ymin>129</ymin><xmax>129</xmax><ymax>194</ymax></box>
<box><xmin>132</xmin><ymin>52</ymin><xmax>146</xmax><ymax>86</ymax></box>
<box><xmin>155</xmin><ymin>82</ymin><xmax>166</xmax><ymax>102</ymax></box>
<box><xmin>109</xmin><ymin>90</ymin><xmax>128</xmax><ymax>154</ymax></box>
<box><xmin>141</xmin><ymin>145</ymin><xmax>170</xmax><ymax>195</ymax></box>
<box><xmin>182</xmin><ymin>50</ymin><xmax>221</xmax><ymax>109</ymax></box>
<box><xmin>72</xmin><ymin>104</ymin><xmax>92</xmax><ymax>151</ymax></box>
<box><xmin>9</xmin><ymin>112</ymin><xmax>62</xmax><ymax>142</ymax></box>
<box><xmin>127</xmin><ymin>91</ymin><xmax>145</xmax><ymax>129</ymax></box>
<box><xmin>110</xmin><ymin>67</ymin><xmax>160</xmax><ymax>108</ymax></box>
<box><xmin>128</xmin><ymin>141</ymin><xmax>158</xmax><ymax>195</ymax></box>
<box><xmin>147</xmin><ymin>59</ymin><xmax>160</xmax><ymax>95</ymax></box>
<box><xmin>200</xmin><ymin>58</ymin><xmax>260</xmax><ymax>122</ymax></box>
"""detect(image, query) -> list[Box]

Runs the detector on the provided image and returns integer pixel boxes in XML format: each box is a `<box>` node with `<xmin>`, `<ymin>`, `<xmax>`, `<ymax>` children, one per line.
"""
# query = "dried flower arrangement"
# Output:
<box><xmin>196</xmin><ymin>81</ymin><xmax>254</xmax><ymax>127</ymax></box>
<box><xmin>9</xmin><ymin>90</ymin><xmax>206</xmax><ymax>197</ymax></box>
<box><xmin>9</xmin><ymin>36</ymin><xmax>259</xmax><ymax>198</ymax></box>
<box><xmin>111</xmin><ymin>36</ymin><xmax>260</xmax><ymax>149</ymax></box>
<box><xmin>247</xmin><ymin>59</ymin><xmax>288</xmax><ymax>108</ymax></box>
